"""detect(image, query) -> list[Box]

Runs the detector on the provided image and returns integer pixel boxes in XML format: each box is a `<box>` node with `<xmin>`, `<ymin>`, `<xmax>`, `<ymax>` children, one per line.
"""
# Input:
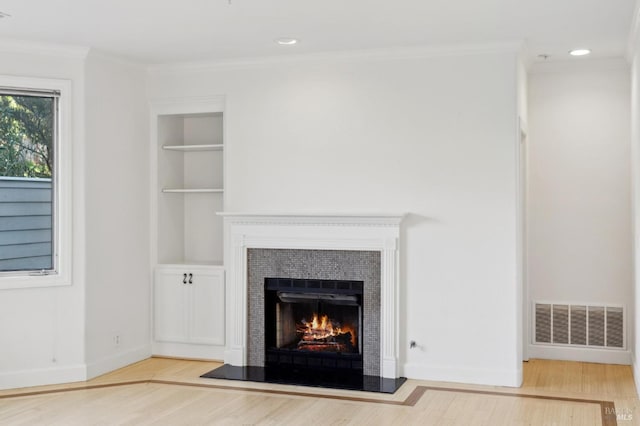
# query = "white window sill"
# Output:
<box><xmin>0</xmin><ymin>273</ymin><xmax>71</xmax><ymax>290</ymax></box>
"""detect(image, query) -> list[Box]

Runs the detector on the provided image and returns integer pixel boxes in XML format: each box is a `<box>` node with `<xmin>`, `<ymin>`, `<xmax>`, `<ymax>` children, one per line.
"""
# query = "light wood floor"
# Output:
<box><xmin>0</xmin><ymin>358</ymin><xmax>637</xmax><ymax>425</ymax></box>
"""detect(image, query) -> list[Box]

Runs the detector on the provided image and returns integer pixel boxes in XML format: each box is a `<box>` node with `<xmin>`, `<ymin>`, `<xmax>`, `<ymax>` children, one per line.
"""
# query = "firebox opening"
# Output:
<box><xmin>275</xmin><ymin>295</ymin><xmax>360</xmax><ymax>353</ymax></box>
<box><xmin>264</xmin><ymin>278</ymin><xmax>364</xmax><ymax>372</ymax></box>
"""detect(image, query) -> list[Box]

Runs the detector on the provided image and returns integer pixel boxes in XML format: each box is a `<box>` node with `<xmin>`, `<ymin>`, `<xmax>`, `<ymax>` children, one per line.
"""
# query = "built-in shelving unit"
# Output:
<box><xmin>150</xmin><ymin>97</ymin><xmax>226</xmax><ymax>360</ymax></box>
<box><xmin>154</xmin><ymin>107</ymin><xmax>225</xmax><ymax>266</ymax></box>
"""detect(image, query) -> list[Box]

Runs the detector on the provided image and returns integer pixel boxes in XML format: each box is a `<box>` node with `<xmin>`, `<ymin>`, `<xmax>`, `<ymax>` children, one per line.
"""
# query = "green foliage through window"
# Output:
<box><xmin>0</xmin><ymin>95</ymin><xmax>54</xmax><ymax>178</ymax></box>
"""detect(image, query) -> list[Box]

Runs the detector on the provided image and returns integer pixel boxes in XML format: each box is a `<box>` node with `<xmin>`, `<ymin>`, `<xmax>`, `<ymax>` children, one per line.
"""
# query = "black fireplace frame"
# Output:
<box><xmin>264</xmin><ymin>278</ymin><xmax>364</xmax><ymax>372</ymax></box>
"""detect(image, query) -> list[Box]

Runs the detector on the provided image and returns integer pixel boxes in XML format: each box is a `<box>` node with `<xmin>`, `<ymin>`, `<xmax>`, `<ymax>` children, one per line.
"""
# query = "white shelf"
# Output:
<box><xmin>162</xmin><ymin>188</ymin><xmax>224</xmax><ymax>193</ymax></box>
<box><xmin>162</xmin><ymin>144</ymin><xmax>223</xmax><ymax>152</ymax></box>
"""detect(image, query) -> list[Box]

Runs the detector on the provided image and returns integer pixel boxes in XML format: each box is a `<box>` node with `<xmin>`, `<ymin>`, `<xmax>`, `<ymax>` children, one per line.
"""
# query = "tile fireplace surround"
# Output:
<box><xmin>219</xmin><ymin>213</ymin><xmax>404</xmax><ymax>380</ymax></box>
<box><xmin>248</xmin><ymin>249</ymin><xmax>381</xmax><ymax>375</ymax></box>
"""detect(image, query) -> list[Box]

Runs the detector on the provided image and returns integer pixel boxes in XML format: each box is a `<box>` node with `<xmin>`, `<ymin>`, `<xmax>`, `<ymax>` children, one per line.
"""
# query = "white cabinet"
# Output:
<box><xmin>154</xmin><ymin>267</ymin><xmax>188</xmax><ymax>343</ymax></box>
<box><xmin>153</xmin><ymin>265</ymin><xmax>225</xmax><ymax>359</ymax></box>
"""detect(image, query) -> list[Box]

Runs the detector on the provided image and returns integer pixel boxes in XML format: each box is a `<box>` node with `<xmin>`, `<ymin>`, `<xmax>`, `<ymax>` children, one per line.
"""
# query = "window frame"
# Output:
<box><xmin>0</xmin><ymin>75</ymin><xmax>72</xmax><ymax>289</ymax></box>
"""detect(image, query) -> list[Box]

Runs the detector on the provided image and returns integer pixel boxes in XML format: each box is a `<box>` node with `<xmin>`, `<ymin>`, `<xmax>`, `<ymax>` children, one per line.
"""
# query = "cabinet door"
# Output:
<box><xmin>154</xmin><ymin>268</ymin><xmax>189</xmax><ymax>343</ymax></box>
<box><xmin>189</xmin><ymin>269</ymin><xmax>225</xmax><ymax>345</ymax></box>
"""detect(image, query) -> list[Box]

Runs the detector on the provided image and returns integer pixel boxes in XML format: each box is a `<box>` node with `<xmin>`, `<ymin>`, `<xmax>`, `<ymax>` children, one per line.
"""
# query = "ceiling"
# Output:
<box><xmin>0</xmin><ymin>0</ymin><xmax>636</xmax><ymax>64</ymax></box>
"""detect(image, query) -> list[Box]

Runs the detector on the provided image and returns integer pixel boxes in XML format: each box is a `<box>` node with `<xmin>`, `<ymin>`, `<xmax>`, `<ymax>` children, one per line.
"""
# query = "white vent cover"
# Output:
<box><xmin>534</xmin><ymin>303</ymin><xmax>624</xmax><ymax>349</ymax></box>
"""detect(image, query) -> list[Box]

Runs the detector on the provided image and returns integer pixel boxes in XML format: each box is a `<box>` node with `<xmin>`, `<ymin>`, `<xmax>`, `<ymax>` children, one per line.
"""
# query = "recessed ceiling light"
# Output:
<box><xmin>275</xmin><ymin>38</ymin><xmax>299</xmax><ymax>46</ymax></box>
<box><xmin>569</xmin><ymin>49</ymin><xmax>591</xmax><ymax>56</ymax></box>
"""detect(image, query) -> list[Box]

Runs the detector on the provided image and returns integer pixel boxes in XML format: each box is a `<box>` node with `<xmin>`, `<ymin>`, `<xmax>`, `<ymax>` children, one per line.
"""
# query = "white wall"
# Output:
<box><xmin>517</xmin><ymin>57</ymin><xmax>529</xmax><ymax>361</ymax></box>
<box><xmin>148</xmin><ymin>49</ymin><xmax>523</xmax><ymax>386</ymax></box>
<box><xmin>84</xmin><ymin>52</ymin><xmax>150</xmax><ymax>378</ymax></box>
<box><xmin>0</xmin><ymin>47</ymin><xmax>87</xmax><ymax>389</ymax></box>
<box><xmin>0</xmin><ymin>45</ymin><xmax>150</xmax><ymax>390</ymax></box>
<box><xmin>630</xmin><ymin>1</ymin><xmax>640</xmax><ymax>395</ymax></box>
<box><xmin>527</xmin><ymin>58</ymin><xmax>632</xmax><ymax>363</ymax></box>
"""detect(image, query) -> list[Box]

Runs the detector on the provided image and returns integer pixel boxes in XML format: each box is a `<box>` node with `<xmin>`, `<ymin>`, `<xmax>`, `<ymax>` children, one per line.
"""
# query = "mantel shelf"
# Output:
<box><xmin>162</xmin><ymin>188</ymin><xmax>224</xmax><ymax>194</ymax></box>
<box><xmin>216</xmin><ymin>212</ymin><xmax>405</xmax><ymax>226</ymax></box>
<box><xmin>162</xmin><ymin>144</ymin><xmax>224</xmax><ymax>152</ymax></box>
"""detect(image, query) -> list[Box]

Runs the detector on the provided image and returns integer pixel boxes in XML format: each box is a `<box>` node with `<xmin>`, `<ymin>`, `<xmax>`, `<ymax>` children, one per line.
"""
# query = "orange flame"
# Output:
<box><xmin>302</xmin><ymin>313</ymin><xmax>356</xmax><ymax>347</ymax></box>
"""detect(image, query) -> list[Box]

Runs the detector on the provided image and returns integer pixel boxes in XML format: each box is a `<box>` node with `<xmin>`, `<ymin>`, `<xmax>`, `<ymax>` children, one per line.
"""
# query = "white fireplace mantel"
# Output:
<box><xmin>218</xmin><ymin>212</ymin><xmax>405</xmax><ymax>379</ymax></box>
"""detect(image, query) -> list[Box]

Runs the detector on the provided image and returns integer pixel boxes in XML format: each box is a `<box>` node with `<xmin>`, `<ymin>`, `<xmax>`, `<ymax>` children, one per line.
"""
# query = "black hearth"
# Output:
<box><xmin>264</xmin><ymin>278</ymin><xmax>364</xmax><ymax>374</ymax></box>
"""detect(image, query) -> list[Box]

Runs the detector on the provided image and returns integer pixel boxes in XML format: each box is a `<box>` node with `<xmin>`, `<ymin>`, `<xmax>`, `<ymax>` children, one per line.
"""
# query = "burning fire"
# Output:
<box><xmin>300</xmin><ymin>313</ymin><xmax>357</xmax><ymax>347</ymax></box>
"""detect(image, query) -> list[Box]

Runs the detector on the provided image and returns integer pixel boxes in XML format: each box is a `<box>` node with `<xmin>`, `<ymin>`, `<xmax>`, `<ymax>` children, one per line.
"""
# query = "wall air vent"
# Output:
<box><xmin>534</xmin><ymin>303</ymin><xmax>624</xmax><ymax>349</ymax></box>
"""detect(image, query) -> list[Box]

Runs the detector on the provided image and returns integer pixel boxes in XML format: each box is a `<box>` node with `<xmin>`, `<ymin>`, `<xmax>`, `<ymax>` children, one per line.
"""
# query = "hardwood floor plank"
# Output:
<box><xmin>0</xmin><ymin>358</ymin><xmax>636</xmax><ymax>425</ymax></box>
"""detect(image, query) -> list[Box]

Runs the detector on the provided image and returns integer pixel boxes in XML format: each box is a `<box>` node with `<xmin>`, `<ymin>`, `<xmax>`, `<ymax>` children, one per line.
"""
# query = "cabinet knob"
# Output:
<box><xmin>183</xmin><ymin>273</ymin><xmax>187</xmax><ymax>284</ymax></box>
<box><xmin>188</xmin><ymin>273</ymin><xmax>193</xmax><ymax>284</ymax></box>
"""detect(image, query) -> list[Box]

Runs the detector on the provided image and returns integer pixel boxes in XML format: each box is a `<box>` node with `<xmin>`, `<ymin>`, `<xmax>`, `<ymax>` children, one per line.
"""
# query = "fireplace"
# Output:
<box><xmin>201</xmin><ymin>213</ymin><xmax>405</xmax><ymax>393</ymax></box>
<box><xmin>264</xmin><ymin>278</ymin><xmax>364</xmax><ymax>373</ymax></box>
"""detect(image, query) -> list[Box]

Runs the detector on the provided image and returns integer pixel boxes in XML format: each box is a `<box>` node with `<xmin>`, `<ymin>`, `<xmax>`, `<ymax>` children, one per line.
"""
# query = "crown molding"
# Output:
<box><xmin>529</xmin><ymin>56</ymin><xmax>629</xmax><ymax>74</ymax></box>
<box><xmin>0</xmin><ymin>37</ymin><xmax>89</xmax><ymax>59</ymax></box>
<box><xmin>86</xmin><ymin>49</ymin><xmax>146</xmax><ymax>69</ymax></box>
<box><xmin>147</xmin><ymin>40</ymin><xmax>525</xmax><ymax>76</ymax></box>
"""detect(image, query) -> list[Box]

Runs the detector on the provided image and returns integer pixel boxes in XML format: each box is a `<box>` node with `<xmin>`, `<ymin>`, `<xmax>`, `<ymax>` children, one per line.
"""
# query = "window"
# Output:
<box><xmin>0</xmin><ymin>76</ymin><xmax>71</xmax><ymax>288</ymax></box>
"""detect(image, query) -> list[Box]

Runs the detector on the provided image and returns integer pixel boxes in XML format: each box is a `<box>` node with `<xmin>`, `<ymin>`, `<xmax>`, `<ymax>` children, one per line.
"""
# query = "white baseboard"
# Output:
<box><xmin>152</xmin><ymin>342</ymin><xmax>224</xmax><ymax>361</ymax></box>
<box><xmin>403</xmin><ymin>362</ymin><xmax>523</xmax><ymax>387</ymax></box>
<box><xmin>527</xmin><ymin>344</ymin><xmax>631</xmax><ymax>365</ymax></box>
<box><xmin>0</xmin><ymin>363</ymin><xmax>87</xmax><ymax>391</ymax></box>
<box><xmin>86</xmin><ymin>344</ymin><xmax>151</xmax><ymax>380</ymax></box>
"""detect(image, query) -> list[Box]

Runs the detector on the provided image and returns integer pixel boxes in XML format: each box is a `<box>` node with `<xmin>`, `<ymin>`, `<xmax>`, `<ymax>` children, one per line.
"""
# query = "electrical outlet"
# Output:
<box><xmin>113</xmin><ymin>335</ymin><xmax>121</xmax><ymax>346</ymax></box>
